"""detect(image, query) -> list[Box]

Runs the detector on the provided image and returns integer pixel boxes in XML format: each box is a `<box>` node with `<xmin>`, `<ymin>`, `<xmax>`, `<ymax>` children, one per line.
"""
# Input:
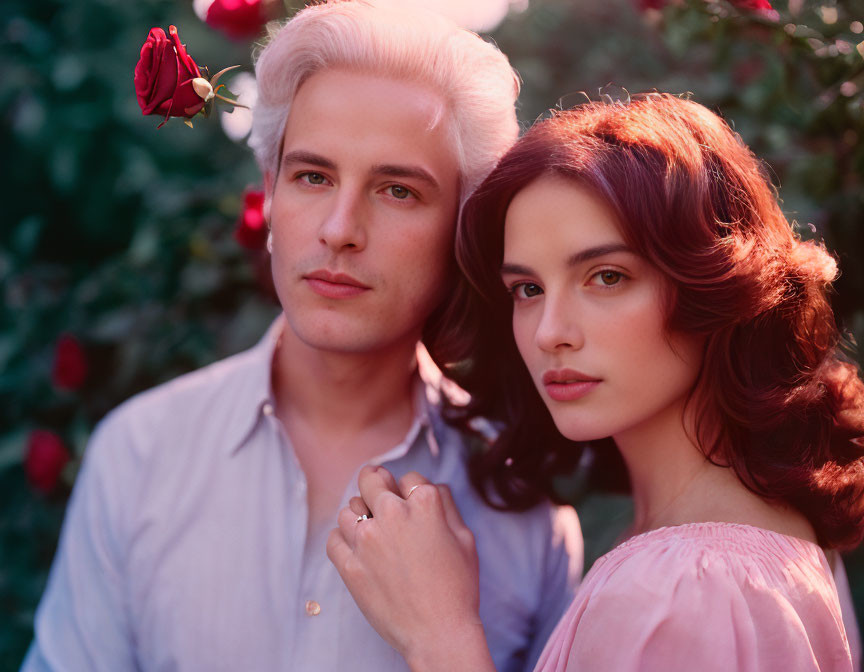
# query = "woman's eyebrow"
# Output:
<box><xmin>566</xmin><ymin>243</ymin><xmax>633</xmax><ymax>267</ymax></box>
<box><xmin>501</xmin><ymin>243</ymin><xmax>634</xmax><ymax>276</ymax></box>
<box><xmin>500</xmin><ymin>262</ymin><xmax>535</xmax><ymax>276</ymax></box>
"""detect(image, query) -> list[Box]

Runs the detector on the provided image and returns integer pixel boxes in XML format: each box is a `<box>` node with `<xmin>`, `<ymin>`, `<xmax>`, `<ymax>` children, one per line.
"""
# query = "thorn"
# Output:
<box><xmin>214</xmin><ymin>92</ymin><xmax>249</xmax><ymax>108</ymax></box>
<box><xmin>210</xmin><ymin>65</ymin><xmax>242</xmax><ymax>87</ymax></box>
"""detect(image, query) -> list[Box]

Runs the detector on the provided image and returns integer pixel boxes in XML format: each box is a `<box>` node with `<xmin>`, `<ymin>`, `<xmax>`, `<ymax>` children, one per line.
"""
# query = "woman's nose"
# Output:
<box><xmin>534</xmin><ymin>293</ymin><xmax>584</xmax><ymax>353</ymax></box>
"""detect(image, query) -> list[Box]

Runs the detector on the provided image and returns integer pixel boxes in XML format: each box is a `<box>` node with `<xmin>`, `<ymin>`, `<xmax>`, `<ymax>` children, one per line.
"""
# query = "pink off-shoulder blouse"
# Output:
<box><xmin>536</xmin><ymin>522</ymin><xmax>855</xmax><ymax>672</ymax></box>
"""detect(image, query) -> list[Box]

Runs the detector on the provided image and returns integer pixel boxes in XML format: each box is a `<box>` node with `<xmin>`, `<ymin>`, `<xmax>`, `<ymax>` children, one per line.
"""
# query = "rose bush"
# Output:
<box><xmin>134</xmin><ymin>25</ymin><xmax>207</xmax><ymax>123</ymax></box>
<box><xmin>206</xmin><ymin>0</ymin><xmax>270</xmax><ymax>41</ymax></box>
<box><xmin>24</xmin><ymin>431</ymin><xmax>71</xmax><ymax>494</ymax></box>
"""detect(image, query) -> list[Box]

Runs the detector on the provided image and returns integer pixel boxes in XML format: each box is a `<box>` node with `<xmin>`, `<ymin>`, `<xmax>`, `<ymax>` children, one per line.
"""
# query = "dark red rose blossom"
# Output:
<box><xmin>636</xmin><ymin>0</ymin><xmax>773</xmax><ymax>12</ymax></box>
<box><xmin>731</xmin><ymin>0</ymin><xmax>774</xmax><ymax>10</ymax></box>
<box><xmin>52</xmin><ymin>333</ymin><xmax>88</xmax><ymax>390</ymax></box>
<box><xmin>134</xmin><ymin>25</ymin><xmax>207</xmax><ymax>123</ymax></box>
<box><xmin>234</xmin><ymin>189</ymin><xmax>268</xmax><ymax>249</ymax></box>
<box><xmin>25</xmin><ymin>431</ymin><xmax>71</xmax><ymax>494</ymax></box>
<box><xmin>206</xmin><ymin>0</ymin><xmax>269</xmax><ymax>41</ymax></box>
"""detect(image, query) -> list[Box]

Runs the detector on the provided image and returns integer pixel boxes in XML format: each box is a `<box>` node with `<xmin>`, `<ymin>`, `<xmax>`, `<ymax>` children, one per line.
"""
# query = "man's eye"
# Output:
<box><xmin>300</xmin><ymin>172</ymin><xmax>327</xmax><ymax>185</ymax></box>
<box><xmin>510</xmin><ymin>282</ymin><xmax>543</xmax><ymax>300</ymax></box>
<box><xmin>385</xmin><ymin>185</ymin><xmax>414</xmax><ymax>200</ymax></box>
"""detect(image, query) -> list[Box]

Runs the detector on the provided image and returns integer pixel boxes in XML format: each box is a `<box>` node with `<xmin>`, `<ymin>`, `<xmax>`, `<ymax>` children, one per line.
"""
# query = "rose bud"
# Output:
<box><xmin>234</xmin><ymin>189</ymin><xmax>268</xmax><ymax>250</ymax></box>
<box><xmin>25</xmin><ymin>430</ymin><xmax>71</xmax><ymax>494</ymax></box>
<box><xmin>52</xmin><ymin>333</ymin><xmax>88</xmax><ymax>390</ymax></box>
<box><xmin>134</xmin><ymin>25</ymin><xmax>208</xmax><ymax>124</ymax></box>
<box><xmin>205</xmin><ymin>0</ymin><xmax>270</xmax><ymax>41</ymax></box>
<box><xmin>192</xmin><ymin>77</ymin><xmax>215</xmax><ymax>102</ymax></box>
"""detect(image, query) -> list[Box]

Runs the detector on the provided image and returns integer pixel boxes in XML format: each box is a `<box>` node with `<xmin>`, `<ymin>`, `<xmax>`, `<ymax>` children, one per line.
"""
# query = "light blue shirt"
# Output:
<box><xmin>23</xmin><ymin>318</ymin><xmax>583</xmax><ymax>671</ymax></box>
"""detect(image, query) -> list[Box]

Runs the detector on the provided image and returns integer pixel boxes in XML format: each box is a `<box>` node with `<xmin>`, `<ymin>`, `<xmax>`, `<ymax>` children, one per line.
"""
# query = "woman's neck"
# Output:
<box><xmin>614</xmin><ymin>397</ymin><xmax>818</xmax><ymax>543</ymax></box>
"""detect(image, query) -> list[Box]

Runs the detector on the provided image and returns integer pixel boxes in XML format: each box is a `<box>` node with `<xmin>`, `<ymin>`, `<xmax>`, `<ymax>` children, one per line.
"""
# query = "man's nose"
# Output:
<box><xmin>318</xmin><ymin>188</ymin><xmax>367</xmax><ymax>252</ymax></box>
<box><xmin>534</xmin><ymin>292</ymin><xmax>584</xmax><ymax>353</ymax></box>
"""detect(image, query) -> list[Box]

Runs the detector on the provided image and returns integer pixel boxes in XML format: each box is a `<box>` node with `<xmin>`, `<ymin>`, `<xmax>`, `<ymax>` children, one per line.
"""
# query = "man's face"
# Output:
<box><xmin>266</xmin><ymin>69</ymin><xmax>461</xmax><ymax>355</ymax></box>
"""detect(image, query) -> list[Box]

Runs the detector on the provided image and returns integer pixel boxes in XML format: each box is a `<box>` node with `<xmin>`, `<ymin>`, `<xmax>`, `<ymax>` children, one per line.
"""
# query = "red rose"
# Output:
<box><xmin>134</xmin><ymin>25</ymin><xmax>207</xmax><ymax>122</ymax></box>
<box><xmin>206</xmin><ymin>0</ymin><xmax>269</xmax><ymax>41</ymax></box>
<box><xmin>52</xmin><ymin>333</ymin><xmax>88</xmax><ymax>390</ymax></box>
<box><xmin>234</xmin><ymin>189</ymin><xmax>268</xmax><ymax>249</ymax></box>
<box><xmin>731</xmin><ymin>0</ymin><xmax>773</xmax><ymax>10</ymax></box>
<box><xmin>25</xmin><ymin>431</ymin><xmax>71</xmax><ymax>494</ymax></box>
<box><xmin>635</xmin><ymin>0</ymin><xmax>774</xmax><ymax>12</ymax></box>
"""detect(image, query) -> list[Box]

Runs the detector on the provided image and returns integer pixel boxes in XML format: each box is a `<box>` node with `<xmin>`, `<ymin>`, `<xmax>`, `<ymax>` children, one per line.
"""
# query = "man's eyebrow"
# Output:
<box><xmin>500</xmin><ymin>243</ymin><xmax>634</xmax><ymax>276</ymax></box>
<box><xmin>281</xmin><ymin>150</ymin><xmax>336</xmax><ymax>171</ymax></box>
<box><xmin>371</xmin><ymin>164</ymin><xmax>441</xmax><ymax>192</ymax></box>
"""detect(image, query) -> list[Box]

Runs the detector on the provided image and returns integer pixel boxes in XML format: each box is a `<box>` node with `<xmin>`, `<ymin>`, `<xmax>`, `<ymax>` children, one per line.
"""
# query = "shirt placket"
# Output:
<box><xmin>261</xmin><ymin>400</ymin><xmax>316</xmax><ymax>669</ymax></box>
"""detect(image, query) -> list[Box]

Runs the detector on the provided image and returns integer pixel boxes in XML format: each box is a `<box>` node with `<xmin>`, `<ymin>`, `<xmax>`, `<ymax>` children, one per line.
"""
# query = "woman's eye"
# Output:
<box><xmin>510</xmin><ymin>282</ymin><xmax>543</xmax><ymax>300</ymax></box>
<box><xmin>592</xmin><ymin>270</ymin><xmax>625</xmax><ymax>287</ymax></box>
<box><xmin>385</xmin><ymin>185</ymin><xmax>415</xmax><ymax>200</ymax></box>
<box><xmin>300</xmin><ymin>172</ymin><xmax>327</xmax><ymax>185</ymax></box>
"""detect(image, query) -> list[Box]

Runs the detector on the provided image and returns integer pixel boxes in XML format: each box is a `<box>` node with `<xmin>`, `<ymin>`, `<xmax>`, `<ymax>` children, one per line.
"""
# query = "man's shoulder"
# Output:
<box><xmin>93</xmin><ymin>344</ymin><xmax>266</xmax><ymax>460</ymax></box>
<box><xmin>113</xmin><ymin>345</ymin><xmax>261</xmax><ymax>421</ymax></box>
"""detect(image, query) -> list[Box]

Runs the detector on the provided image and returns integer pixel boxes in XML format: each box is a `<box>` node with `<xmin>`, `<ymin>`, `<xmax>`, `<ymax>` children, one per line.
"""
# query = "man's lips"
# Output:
<box><xmin>304</xmin><ymin>270</ymin><xmax>369</xmax><ymax>288</ymax></box>
<box><xmin>303</xmin><ymin>270</ymin><xmax>370</xmax><ymax>299</ymax></box>
<box><xmin>542</xmin><ymin>369</ymin><xmax>602</xmax><ymax>402</ymax></box>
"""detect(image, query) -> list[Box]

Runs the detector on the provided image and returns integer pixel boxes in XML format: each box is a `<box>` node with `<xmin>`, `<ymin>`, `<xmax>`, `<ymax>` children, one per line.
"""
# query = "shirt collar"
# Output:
<box><xmin>226</xmin><ymin>317</ymin><xmax>443</xmax><ymax>460</ymax></box>
<box><xmin>223</xmin><ymin>315</ymin><xmax>285</xmax><ymax>456</ymax></box>
<box><xmin>367</xmin><ymin>375</ymin><xmax>440</xmax><ymax>465</ymax></box>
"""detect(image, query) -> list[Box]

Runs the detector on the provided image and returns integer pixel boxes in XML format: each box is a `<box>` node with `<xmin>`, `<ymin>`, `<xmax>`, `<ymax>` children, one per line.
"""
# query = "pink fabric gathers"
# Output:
<box><xmin>536</xmin><ymin>522</ymin><xmax>855</xmax><ymax>672</ymax></box>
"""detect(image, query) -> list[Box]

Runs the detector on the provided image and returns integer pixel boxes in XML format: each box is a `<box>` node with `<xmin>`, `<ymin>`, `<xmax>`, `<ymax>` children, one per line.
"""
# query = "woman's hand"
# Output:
<box><xmin>327</xmin><ymin>466</ymin><xmax>495</xmax><ymax>672</ymax></box>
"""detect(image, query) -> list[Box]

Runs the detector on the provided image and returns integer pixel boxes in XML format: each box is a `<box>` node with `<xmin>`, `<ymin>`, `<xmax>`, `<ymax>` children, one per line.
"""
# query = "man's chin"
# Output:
<box><xmin>284</xmin><ymin>317</ymin><xmax>390</xmax><ymax>356</ymax></box>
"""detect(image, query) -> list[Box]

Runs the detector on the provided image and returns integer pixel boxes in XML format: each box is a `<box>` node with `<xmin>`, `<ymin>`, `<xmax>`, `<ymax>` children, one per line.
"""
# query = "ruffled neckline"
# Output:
<box><xmin>602</xmin><ymin>520</ymin><xmax>826</xmax><ymax>567</ymax></box>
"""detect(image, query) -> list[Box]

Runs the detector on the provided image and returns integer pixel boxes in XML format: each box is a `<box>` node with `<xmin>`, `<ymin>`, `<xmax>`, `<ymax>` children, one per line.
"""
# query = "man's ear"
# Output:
<box><xmin>263</xmin><ymin>171</ymin><xmax>274</xmax><ymax>224</ymax></box>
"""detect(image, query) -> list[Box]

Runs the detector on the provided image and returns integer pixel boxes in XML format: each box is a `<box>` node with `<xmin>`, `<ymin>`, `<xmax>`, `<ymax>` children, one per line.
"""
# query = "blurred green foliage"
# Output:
<box><xmin>1</xmin><ymin>0</ymin><xmax>862</xmax><ymax>666</ymax></box>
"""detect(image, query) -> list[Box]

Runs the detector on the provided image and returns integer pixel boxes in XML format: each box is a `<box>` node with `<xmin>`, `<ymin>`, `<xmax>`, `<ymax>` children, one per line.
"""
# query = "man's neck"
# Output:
<box><xmin>272</xmin><ymin>319</ymin><xmax>418</xmax><ymax>438</ymax></box>
<box><xmin>270</xmin><ymin>318</ymin><xmax>421</xmax><ymax>533</ymax></box>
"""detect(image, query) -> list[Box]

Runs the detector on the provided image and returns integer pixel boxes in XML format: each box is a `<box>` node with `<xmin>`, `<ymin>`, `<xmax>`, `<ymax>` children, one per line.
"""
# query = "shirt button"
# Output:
<box><xmin>305</xmin><ymin>600</ymin><xmax>321</xmax><ymax>616</ymax></box>
<box><xmin>262</xmin><ymin>403</ymin><xmax>274</xmax><ymax>416</ymax></box>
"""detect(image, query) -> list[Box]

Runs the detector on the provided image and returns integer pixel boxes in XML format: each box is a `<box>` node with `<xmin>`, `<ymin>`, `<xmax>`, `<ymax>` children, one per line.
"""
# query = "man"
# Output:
<box><xmin>22</xmin><ymin>2</ymin><xmax>581</xmax><ymax>670</ymax></box>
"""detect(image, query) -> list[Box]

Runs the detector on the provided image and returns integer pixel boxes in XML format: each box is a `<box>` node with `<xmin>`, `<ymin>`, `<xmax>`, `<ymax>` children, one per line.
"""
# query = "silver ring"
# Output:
<box><xmin>355</xmin><ymin>514</ymin><xmax>370</xmax><ymax>523</ymax></box>
<box><xmin>406</xmin><ymin>485</ymin><xmax>421</xmax><ymax>499</ymax></box>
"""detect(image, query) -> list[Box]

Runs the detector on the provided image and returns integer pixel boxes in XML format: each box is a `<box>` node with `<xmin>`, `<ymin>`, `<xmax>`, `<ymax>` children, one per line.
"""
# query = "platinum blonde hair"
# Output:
<box><xmin>249</xmin><ymin>0</ymin><xmax>520</xmax><ymax>206</ymax></box>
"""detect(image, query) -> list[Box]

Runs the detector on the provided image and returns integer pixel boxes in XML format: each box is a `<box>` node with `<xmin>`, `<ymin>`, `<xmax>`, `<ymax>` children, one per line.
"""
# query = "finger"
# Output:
<box><xmin>349</xmin><ymin>496</ymin><xmax>370</xmax><ymax>517</ymax></box>
<box><xmin>436</xmin><ymin>483</ymin><xmax>470</xmax><ymax>534</ymax></box>
<box><xmin>358</xmin><ymin>465</ymin><xmax>403</xmax><ymax>517</ymax></box>
<box><xmin>337</xmin><ymin>505</ymin><xmax>363</xmax><ymax>549</ymax></box>
<box><xmin>326</xmin><ymin>527</ymin><xmax>353</xmax><ymax>575</ymax></box>
<box><xmin>375</xmin><ymin>465</ymin><xmax>401</xmax><ymax>496</ymax></box>
<box><xmin>398</xmin><ymin>471</ymin><xmax>433</xmax><ymax>500</ymax></box>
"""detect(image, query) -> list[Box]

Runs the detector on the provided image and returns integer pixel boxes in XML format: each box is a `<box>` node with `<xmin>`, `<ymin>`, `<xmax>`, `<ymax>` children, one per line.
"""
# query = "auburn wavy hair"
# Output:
<box><xmin>435</xmin><ymin>94</ymin><xmax>864</xmax><ymax>550</ymax></box>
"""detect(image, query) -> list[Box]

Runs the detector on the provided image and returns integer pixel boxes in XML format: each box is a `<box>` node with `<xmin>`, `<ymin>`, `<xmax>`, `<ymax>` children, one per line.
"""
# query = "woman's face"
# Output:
<box><xmin>500</xmin><ymin>176</ymin><xmax>704</xmax><ymax>443</ymax></box>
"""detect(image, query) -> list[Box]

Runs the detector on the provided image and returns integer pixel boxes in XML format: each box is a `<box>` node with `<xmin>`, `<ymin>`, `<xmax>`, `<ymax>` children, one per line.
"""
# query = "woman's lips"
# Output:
<box><xmin>544</xmin><ymin>380</ymin><xmax>601</xmax><ymax>402</ymax></box>
<box><xmin>542</xmin><ymin>369</ymin><xmax>601</xmax><ymax>401</ymax></box>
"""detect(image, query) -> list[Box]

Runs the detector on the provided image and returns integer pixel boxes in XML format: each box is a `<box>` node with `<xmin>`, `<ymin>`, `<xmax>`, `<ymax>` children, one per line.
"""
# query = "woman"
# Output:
<box><xmin>327</xmin><ymin>94</ymin><xmax>864</xmax><ymax>671</ymax></box>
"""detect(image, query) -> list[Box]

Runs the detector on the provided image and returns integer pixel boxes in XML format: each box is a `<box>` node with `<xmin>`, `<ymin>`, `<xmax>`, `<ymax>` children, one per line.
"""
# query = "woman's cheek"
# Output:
<box><xmin>512</xmin><ymin>310</ymin><xmax>537</xmax><ymax>365</ymax></box>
